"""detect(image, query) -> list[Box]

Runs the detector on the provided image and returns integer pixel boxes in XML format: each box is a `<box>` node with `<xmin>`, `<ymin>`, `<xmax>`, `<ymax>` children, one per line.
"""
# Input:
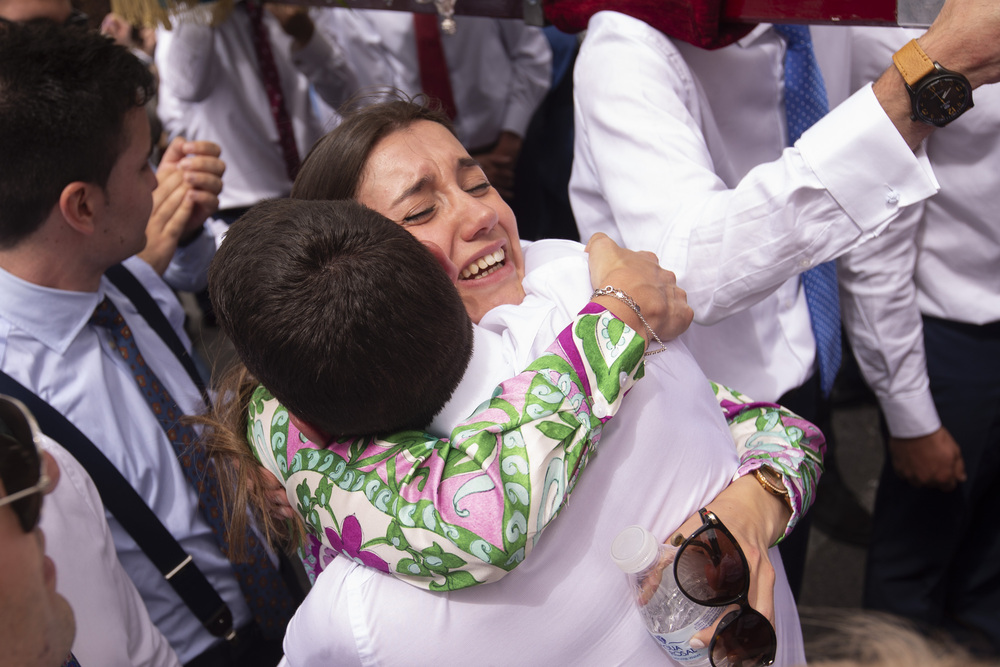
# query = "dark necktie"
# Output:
<box><xmin>90</xmin><ymin>297</ymin><xmax>295</xmax><ymax>639</ymax></box>
<box><xmin>245</xmin><ymin>0</ymin><xmax>301</xmax><ymax>181</ymax></box>
<box><xmin>62</xmin><ymin>654</ymin><xmax>81</xmax><ymax>667</ymax></box>
<box><xmin>413</xmin><ymin>12</ymin><xmax>457</xmax><ymax>120</ymax></box>
<box><xmin>773</xmin><ymin>24</ymin><xmax>842</xmax><ymax>397</ymax></box>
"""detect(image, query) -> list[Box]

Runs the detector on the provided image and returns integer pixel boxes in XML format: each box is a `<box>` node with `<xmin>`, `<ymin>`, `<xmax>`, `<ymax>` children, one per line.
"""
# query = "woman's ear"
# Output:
<box><xmin>288</xmin><ymin>413</ymin><xmax>330</xmax><ymax>445</ymax></box>
<box><xmin>58</xmin><ymin>181</ymin><xmax>98</xmax><ymax>236</ymax></box>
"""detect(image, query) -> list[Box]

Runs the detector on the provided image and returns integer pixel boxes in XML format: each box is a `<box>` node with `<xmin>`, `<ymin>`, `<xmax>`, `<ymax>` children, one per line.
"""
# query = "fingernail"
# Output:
<box><xmin>689</xmin><ymin>638</ymin><xmax>705</xmax><ymax>650</ymax></box>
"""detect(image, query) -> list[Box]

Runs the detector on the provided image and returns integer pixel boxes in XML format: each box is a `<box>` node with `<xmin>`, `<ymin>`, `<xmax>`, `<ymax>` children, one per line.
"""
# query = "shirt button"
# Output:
<box><xmin>886</xmin><ymin>190</ymin><xmax>900</xmax><ymax>205</ymax></box>
<box><xmin>799</xmin><ymin>258</ymin><xmax>811</xmax><ymax>268</ymax></box>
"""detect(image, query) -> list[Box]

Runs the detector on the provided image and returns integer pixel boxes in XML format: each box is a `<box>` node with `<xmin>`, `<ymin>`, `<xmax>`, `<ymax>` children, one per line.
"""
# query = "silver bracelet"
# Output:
<box><xmin>591</xmin><ymin>285</ymin><xmax>666</xmax><ymax>356</ymax></box>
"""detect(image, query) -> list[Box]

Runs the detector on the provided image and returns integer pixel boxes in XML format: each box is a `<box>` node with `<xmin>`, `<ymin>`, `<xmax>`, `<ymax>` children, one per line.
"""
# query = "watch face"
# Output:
<box><xmin>913</xmin><ymin>73</ymin><xmax>973</xmax><ymax>126</ymax></box>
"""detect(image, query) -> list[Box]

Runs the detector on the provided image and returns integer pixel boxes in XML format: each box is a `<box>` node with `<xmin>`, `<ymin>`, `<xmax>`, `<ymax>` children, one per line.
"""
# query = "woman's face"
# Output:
<box><xmin>356</xmin><ymin>120</ymin><xmax>525</xmax><ymax>323</ymax></box>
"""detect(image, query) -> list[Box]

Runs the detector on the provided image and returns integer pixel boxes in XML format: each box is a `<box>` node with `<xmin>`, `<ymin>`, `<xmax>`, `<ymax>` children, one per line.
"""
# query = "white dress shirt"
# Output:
<box><xmin>0</xmin><ymin>256</ymin><xmax>251</xmax><ymax>663</ymax></box>
<box><xmin>570</xmin><ymin>11</ymin><xmax>939</xmax><ymax>401</ymax></box>
<box><xmin>313</xmin><ymin>10</ymin><xmax>552</xmax><ymax>148</ymax></box>
<box><xmin>155</xmin><ymin>5</ymin><xmax>358</xmax><ymax>210</ymax></box>
<box><xmin>280</xmin><ymin>240</ymin><xmax>805</xmax><ymax>666</ymax></box>
<box><xmin>40</xmin><ymin>438</ymin><xmax>181</xmax><ymax>667</ymax></box>
<box><xmin>826</xmin><ymin>27</ymin><xmax>1000</xmax><ymax>437</ymax></box>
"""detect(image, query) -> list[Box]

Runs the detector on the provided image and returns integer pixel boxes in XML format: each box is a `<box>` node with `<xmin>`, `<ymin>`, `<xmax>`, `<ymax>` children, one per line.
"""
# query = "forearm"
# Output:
<box><xmin>837</xmin><ymin>203</ymin><xmax>941</xmax><ymax>438</ymax></box>
<box><xmin>572</xmin><ymin>16</ymin><xmax>937</xmax><ymax>325</ymax></box>
<box><xmin>714</xmin><ymin>382</ymin><xmax>826</xmax><ymax>543</ymax></box>
<box><xmin>249</xmin><ymin>304</ymin><xmax>646</xmax><ymax>590</ymax></box>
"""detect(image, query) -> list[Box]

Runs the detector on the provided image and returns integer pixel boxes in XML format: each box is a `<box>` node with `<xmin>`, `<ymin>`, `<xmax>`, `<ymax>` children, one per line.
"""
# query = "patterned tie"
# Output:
<box><xmin>90</xmin><ymin>297</ymin><xmax>295</xmax><ymax>639</ymax></box>
<box><xmin>773</xmin><ymin>24</ymin><xmax>842</xmax><ymax>397</ymax></box>
<box><xmin>245</xmin><ymin>0</ymin><xmax>301</xmax><ymax>181</ymax></box>
<box><xmin>413</xmin><ymin>12</ymin><xmax>457</xmax><ymax>120</ymax></box>
<box><xmin>62</xmin><ymin>654</ymin><xmax>81</xmax><ymax>667</ymax></box>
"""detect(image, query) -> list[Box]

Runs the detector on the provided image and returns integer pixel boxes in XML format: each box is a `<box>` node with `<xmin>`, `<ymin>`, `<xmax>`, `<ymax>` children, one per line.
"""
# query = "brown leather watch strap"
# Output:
<box><xmin>893</xmin><ymin>39</ymin><xmax>936</xmax><ymax>87</ymax></box>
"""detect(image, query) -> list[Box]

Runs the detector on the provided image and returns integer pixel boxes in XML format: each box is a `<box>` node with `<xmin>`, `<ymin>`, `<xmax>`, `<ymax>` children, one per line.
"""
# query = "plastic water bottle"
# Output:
<box><xmin>611</xmin><ymin>525</ymin><xmax>724</xmax><ymax>665</ymax></box>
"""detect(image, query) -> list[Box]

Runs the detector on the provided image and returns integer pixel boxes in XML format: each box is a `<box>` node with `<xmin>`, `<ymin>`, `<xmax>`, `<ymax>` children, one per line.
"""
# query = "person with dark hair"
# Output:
<box><xmin>0</xmin><ymin>0</ymin><xmax>226</xmax><ymax>295</ymax></box>
<box><xmin>0</xmin><ymin>22</ymin><xmax>294</xmax><ymax>667</ymax></box>
<box><xmin>217</xmin><ymin>98</ymin><xmax>825</xmax><ymax>665</ymax></box>
<box><xmin>0</xmin><ymin>401</ymin><xmax>76</xmax><ymax>667</ymax></box>
<box><xmin>204</xmin><ymin>196</ymin><xmax>673</xmax><ymax>587</ymax></box>
<box><xmin>211</xmin><ymin>199</ymin><xmax>473</xmax><ymax>439</ymax></box>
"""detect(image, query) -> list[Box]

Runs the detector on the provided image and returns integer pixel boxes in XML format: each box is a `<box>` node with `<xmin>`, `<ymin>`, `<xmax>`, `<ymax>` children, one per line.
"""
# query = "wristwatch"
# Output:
<box><xmin>754</xmin><ymin>466</ymin><xmax>791</xmax><ymax>511</ymax></box>
<box><xmin>892</xmin><ymin>39</ymin><xmax>973</xmax><ymax>127</ymax></box>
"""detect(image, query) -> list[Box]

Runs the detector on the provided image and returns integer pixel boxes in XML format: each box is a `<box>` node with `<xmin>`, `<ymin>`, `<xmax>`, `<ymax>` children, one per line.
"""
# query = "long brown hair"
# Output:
<box><xmin>292</xmin><ymin>95</ymin><xmax>455</xmax><ymax>202</ymax></box>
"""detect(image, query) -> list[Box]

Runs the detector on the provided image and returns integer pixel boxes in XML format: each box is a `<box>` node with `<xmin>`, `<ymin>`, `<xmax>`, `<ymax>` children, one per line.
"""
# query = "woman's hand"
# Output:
<box><xmin>668</xmin><ymin>475</ymin><xmax>790</xmax><ymax>648</ymax></box>
<box><xmin>585</xmin><ymin>233</ymin><xmax>694</xmax><ymax>343</ymax></box>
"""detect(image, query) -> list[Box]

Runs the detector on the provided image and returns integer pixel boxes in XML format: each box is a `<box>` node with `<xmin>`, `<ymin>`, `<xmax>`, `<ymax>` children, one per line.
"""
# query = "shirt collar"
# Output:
<box><xmin>0</xmin><ymin>266</ymin><xmax>104</xmax><ymax>355</ymax></box>
<box><xmin>737</xmin><ymin>23</ymin><xmax>777</xmax><ymax>48</ymax></box>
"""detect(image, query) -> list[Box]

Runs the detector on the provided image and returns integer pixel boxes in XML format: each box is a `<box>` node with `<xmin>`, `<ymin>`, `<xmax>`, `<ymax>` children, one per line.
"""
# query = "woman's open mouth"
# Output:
<box><xmin>459</xmin><ymin>248</ymin><xmax>506</xmax><ymax>280</ymax></box>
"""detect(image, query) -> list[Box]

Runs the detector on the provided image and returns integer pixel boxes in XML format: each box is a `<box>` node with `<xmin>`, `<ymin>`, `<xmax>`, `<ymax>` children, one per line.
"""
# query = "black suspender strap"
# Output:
<box><xmin>0</xmin><ymin>371</ymin><xmax>235</xmax><ymax>638</ymax></box>
<box><xmin>104</xmin><ymin>263</ymin><xmax>210</xmax><ymax>407</ymax></box>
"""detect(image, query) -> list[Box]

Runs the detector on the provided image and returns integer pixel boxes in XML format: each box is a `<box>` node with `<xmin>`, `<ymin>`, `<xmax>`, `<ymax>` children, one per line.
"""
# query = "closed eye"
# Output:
<box><xmin>402</xmin><ymin>206</ymin><xmax>435</xmax><ymax>225</ymax></box>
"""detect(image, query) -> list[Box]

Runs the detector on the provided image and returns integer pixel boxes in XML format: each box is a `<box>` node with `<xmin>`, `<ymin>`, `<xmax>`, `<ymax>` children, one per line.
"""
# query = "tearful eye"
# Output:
<box><xmin>402</xmin><ymin>207</ymin><xmax>434</xmax><ymax>225</ymax></box>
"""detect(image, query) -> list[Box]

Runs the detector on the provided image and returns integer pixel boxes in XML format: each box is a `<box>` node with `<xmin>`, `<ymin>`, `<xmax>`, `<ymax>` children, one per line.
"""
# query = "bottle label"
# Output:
<box><xmin>649</xmin><ymin>606</ymin><xmax>724</xmax><ymax>664</ymax></box>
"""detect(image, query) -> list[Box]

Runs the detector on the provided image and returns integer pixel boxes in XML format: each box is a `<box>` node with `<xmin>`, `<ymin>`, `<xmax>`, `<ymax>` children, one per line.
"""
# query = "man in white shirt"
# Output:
<box><xmin>313</xmin><ymin>10</ymin><xmax>551</xmax><ymax>200</ymax></box>
<box><xmin>40</xmin><ymin>439</ymin><xmax>182</xmax><ymax>667</ymax></box>
<box><xmin>0</xmin><ymin>0</ymin><xmax>225</xmax><ymax>297</ymax></box>
<box><xmin>156</xmin><ymin>1</ymin><xmax>358</xmax><ymax>220</ymax></box>
<box><xmin>568</xmin><ymin>0</ymin><xmax>1000</xmax><ymax>589</ymax></box>
<box><xmin>830</xmin><ymin>26</ymin><xmax>1000</xmax><ymax>653</ymax></box>
<box><xmin>0</xmin><ymin>23</ymin><xmax>297</xmax><ymax>666</ymax></box>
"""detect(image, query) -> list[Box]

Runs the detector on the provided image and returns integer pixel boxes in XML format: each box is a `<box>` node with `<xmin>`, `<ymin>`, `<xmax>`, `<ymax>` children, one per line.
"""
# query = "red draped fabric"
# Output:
<box><xmin>543</xmin><ymin>0</ymin><xmax>755</xmax><ymax>49</ymax></box>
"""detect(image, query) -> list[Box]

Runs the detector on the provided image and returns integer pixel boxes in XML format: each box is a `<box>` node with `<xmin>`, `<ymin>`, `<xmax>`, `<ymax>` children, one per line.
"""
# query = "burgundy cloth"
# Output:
<box><xmin>413</xmin><ymin>12</ymin><xmax>458</xmax><ymax>120</ymax></box>
<box><xmin>244</xmin><ymin>0</ymin><xmax>301</xmax><ymax>181</ymax></box>
<box><xmin>543</xmin><ymin>0</ymin><xmax>754</xmax><ymax>50</ymax></box>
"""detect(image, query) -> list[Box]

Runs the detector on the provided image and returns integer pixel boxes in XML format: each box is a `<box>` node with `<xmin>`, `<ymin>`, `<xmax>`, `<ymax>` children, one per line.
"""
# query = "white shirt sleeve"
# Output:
<box><xmin>495</xmin><ymin>21</ymin><xmax>552</xmax><ymax>138</ymax></box>
<box><xmin>837</xmin><ymin>203</ymin><xmax>941</xmax><ymax>438</ymax></box>
<box><xmin>40</xmin><ymin>438</ymin><xmax>182</xmax><ymax>667</ymax></box>
<box><xmin>570</xmin><ymin>11</ymin><xmax>938</xmax><ymax>325</ymax></box>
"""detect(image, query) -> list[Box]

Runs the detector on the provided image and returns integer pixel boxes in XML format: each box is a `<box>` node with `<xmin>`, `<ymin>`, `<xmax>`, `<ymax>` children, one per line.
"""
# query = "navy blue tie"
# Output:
<box><xmin>773</xmin><ymin>24</ymin><xmax>842</xmax><ymax>397</ymax></box>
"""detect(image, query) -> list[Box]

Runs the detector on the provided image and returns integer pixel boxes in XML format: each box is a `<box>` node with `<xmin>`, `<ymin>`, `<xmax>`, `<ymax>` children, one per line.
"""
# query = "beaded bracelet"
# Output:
<box><xmin>591</xmin><ymin>285</ymin><xmax>666</xmax><ymax>356</ymax></box>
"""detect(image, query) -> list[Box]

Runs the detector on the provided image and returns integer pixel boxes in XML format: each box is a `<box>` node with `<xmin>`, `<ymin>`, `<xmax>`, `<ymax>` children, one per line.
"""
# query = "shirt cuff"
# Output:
<box><xmin>879</xmin><ymin>388</ymin><xmax>942</xmax><ymax>438</ymax></box>
<box><xmin>797</xmin><ymin>83</ymin><xmax>939</xmax><ymax>237</ymax></box>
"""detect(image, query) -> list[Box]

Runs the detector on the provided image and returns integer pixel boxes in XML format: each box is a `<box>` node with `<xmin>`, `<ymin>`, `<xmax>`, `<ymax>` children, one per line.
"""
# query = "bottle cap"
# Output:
<box><xmin>611</xmin><ymin>525</ymin><xmax>660</xmax><ymax>574</ymax></box>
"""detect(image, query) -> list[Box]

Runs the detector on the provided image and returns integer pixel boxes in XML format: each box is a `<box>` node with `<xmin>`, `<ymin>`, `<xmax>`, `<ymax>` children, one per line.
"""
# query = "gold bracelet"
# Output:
<box><xmin>591</xmin><ymin>285</ymin><xmax>666</xmax><ymax>356</ymax></box>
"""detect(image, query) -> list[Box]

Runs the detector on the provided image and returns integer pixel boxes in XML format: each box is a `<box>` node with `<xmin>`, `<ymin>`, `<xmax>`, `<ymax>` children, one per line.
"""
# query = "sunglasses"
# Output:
<box><xmin>673</xmin><ymin>508</ymin><xmax>777</xmax><ymax>667</ymax></box>
<box><xmin>0</xmin><ymin>395</ymin><xmax>49</xmax><ymax>533</ymax></box>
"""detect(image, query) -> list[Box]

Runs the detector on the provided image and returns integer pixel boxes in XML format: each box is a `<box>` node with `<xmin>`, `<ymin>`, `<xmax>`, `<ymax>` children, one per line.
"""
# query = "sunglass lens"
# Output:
<box><xmin>710</xmin><ymin>608</ymin><xmax>777</xmax><ymax>667</ymax></box>
<box><xmin>675</xmin><ymin>527</ymin><xmax>748</xmax><ymax>604</ymax></box>
<box><xmin>0</xmin><ymin>400</ymin><xmax>42</xmax><ymax>532</ymax></box>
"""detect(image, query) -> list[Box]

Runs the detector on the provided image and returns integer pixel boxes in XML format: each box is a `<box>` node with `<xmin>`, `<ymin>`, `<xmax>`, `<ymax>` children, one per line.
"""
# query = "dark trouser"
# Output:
<box><xmin>864</xmin><ymin>316</ymin><xmax>1000</xmax><ymax>654</ymax></box>
<box><xmin>776</xmin><ymin>372</ymin><xmax>827</xmax><ymax>600</ymax></box>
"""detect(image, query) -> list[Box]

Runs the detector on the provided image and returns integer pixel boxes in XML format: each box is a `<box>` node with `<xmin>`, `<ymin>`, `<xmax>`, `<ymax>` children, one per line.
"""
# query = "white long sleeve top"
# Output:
<box><xmin>827</xmin><ymin>26</ymin><xmax>1000</xmax><ymax>437</ymax></box>
<box><xmin>570</xmin><ymin>11</ymin><xmax>939</xmax><ymax>401</ymax></box>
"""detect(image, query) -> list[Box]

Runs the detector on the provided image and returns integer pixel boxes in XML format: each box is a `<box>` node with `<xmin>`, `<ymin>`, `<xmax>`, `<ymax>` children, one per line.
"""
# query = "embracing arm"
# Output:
<box><xmin>249</xmin><ymin>303</ymin><xmax>646</xmax><ymax>590</ymax></box>
<box><xmin>717</xmin><ymin>382</ymin><xmax>826</xmax><ymax>541</ymax></box>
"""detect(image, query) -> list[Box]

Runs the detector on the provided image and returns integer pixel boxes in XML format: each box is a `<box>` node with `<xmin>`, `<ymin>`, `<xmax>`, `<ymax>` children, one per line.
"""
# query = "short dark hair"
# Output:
<box><xmin>292</xmin><ymin>95</ymin><xmax>455</xmax><ymax>202</ymax></box>
<box><xmin>209</xmin><ymin>198</ymin><xmax>473</xmax><ymax>438</ymax></box>
<box><xmin>0</xmin><ymin>21</ymin><xmax>154</xmax><ymax>247</ymax></box>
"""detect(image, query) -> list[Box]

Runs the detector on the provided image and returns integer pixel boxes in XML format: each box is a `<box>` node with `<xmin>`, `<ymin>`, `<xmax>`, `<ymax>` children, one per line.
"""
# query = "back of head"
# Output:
<box><xmin>0</xmin><ymin>21</ymin><xmax>153</xmax><ymax>247</ymax></box>
<box><xmin>209</xmin><ymin>198</ymin><xmax>473</xmax><ymax>438</ymax></box>
<box><xmin>292</xmin><ymin>95</ymin><xmax>455</xmax><ymax>202</ymax></box>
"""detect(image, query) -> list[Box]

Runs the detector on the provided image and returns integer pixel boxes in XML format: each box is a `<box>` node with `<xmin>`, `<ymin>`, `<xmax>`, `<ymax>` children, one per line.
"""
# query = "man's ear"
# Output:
<box><xmin>58</xmin><ymin>182</ymin><xmax>99</xmax><ymax>236</ymax></box>
<box><xmin>288</xmin><ymin>412</ymin><xmax>330</xmax><ymax>445</ymax></box>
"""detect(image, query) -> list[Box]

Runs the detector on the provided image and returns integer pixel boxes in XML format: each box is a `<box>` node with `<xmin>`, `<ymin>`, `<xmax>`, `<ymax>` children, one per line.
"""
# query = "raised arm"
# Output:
<box><xmin>249</xmin><ymin>303</ymin><xmax>646</xmax><ymax>590</ymax></box>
